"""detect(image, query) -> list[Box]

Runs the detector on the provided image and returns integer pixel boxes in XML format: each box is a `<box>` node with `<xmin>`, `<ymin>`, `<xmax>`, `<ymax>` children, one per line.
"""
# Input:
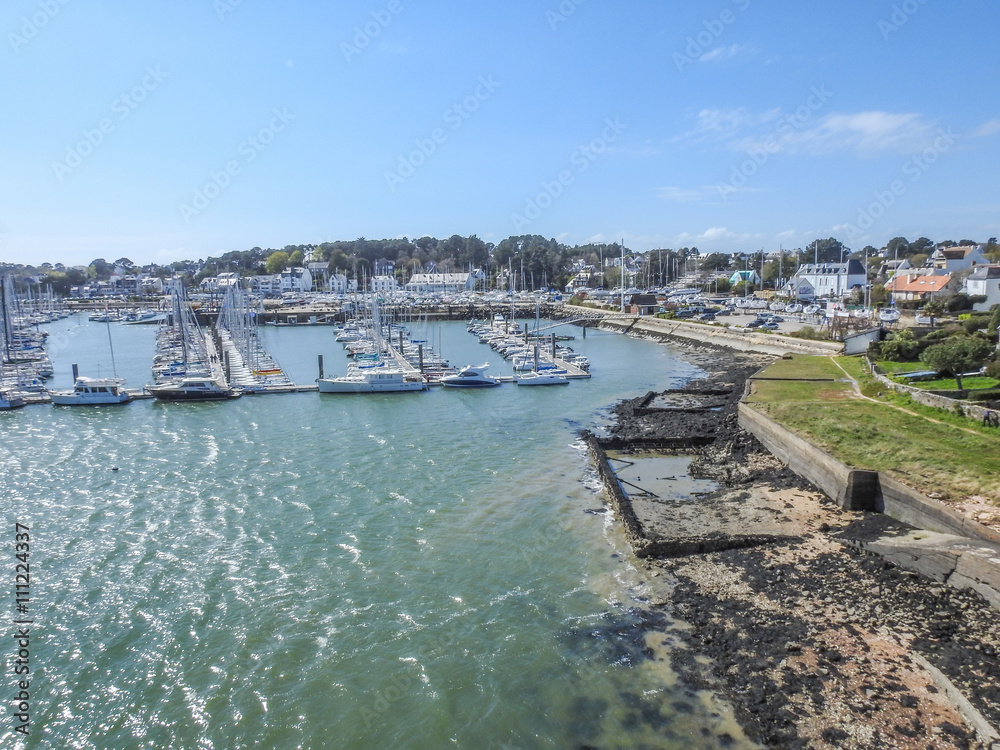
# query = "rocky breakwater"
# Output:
<box><xmin>594</xmin><ymin>348</ymin><xmax>1000</xmax><ymax>749</ymax></box>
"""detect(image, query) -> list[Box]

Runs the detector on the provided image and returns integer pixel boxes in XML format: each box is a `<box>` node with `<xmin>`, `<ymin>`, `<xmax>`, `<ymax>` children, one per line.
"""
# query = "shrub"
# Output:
<box><xmin>878</xmin><ymin>329</ymin><xmax>920</xmax><ymax>361</ymax></box>
<box><xmin>788</xmin><ymin>326</ymin><xmax>829</xmax><ymax>341</ymax></box>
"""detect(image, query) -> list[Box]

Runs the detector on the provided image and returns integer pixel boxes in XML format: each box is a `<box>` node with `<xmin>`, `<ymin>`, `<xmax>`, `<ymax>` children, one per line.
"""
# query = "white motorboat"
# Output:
<box><xmin>0</xmin><ymin>389</ymin><xmax>26</xmax><ymax>410</ymax></box>
<box><xmin>878</xmin><ymin>308</ymin><xmax>901</xmax><ymax>323</ymax></box>
<box><xmin>803</xmin><ymin>304</ymin><xmax>821</xmax><ymax>315</ymax></box>
<box><xmin>148</xmin><ymin>377</ymin><xmax>242</xmax><ymax>401</ymax></box>
<box><xmin>516</xmin><ymin>370</ymin><xmax>569</xmax><ymax>386</ymax></box>
<box><xmin>317</xmin><ymin>361</ymin><xmax>426</xmax><ymax>393</ymax></box>
<box><xmin>48</xmin><ymin>376</ymin><xmax>131</xmax><ymax>406</ymax></box>
<box><xmin>439</xmin><ymin>363</ymin><xmax>499</xmax><ymax>388</ymax></box>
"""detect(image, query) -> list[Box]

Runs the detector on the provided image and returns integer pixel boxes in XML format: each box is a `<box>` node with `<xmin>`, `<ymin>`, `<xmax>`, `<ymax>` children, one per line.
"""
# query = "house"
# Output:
<box><xmin>248</xmin><ymin>274</ymin><xmax>282</xmax><ymax>295</ymax></box>
<box><xmin>328</xmin><ymin>273</ymin><xmax>355</xmax><ymax>295</ymax></box>
<box><xmin>885</xmin><ymin>273</ymin><xmax>953</xmax><ymax>304</ymax></box>
<box><xmin>782</xmin><ymin>260</ymin><xmax>866</xmax><ymax>301</ymax></box>
<box><xmin>930</xmin><ymin>245</ymin><xmax>988</xmax><ymax>273</ymax></box>
<box><xmin>404</xmin><ymin>272</ymin><xmax>479</xmax><ymax>294</ymax></box>
<box><xmin>628</xmin><ymin>293</ymin><xmax>660</xmax><ymax>316</ymax></box>
<box><xmin>962</xmin><ymin>265</ymin><xmax>1000</xmax><ymax>312</ymax></box>
<box><xmin>306</xmin><ymin>262</ymin><xmax>329</xmax><ymax>291</ymax></box>
<box><xmin>729</xmin><ymin>270</ymin><xmax>762</xmax><ymax>287</ymax></box>
<box><xmin>370</xmin><ymin>275</ymin><xmax>398</xmax><ymax>294</ymax></box>
<box><xmin>878</xmin><ymin>257</ymin><xmax>912</xmax><ymax>279</ymax></box>
<box><xmin>280</xmin><ymin>267</ymin><xmax>312</xmax><ymax>293</ymax></box>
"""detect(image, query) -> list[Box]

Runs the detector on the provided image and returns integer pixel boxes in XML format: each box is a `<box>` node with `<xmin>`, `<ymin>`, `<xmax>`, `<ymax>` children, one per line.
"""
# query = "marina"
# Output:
<box><xmin>0</xmin><ymin>314</ymin><xmax>741</xmax><ymax>750</ymax></box>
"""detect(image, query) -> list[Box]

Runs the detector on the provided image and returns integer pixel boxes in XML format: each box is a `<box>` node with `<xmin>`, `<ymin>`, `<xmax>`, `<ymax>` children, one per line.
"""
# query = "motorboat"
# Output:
<box><xmin>48</xmin><ymin>376</ymin><xmax>131</xmax><ymax>406</ymax></box>
<box><xmin>317</xmin><ymin>361</ymin><xmax>426</xmax><ymax>393</ymax></box>
<box><xmin>147</xmin><ymin>377</ymin><xmax>242</xmax><ymax>401</ymax></box>
<box><xmin>516</xmin><ymin>370</ymin><xmax>569</xmax><ymax>386</ymax></box>
<box><xmin>439</xmin><ymin>363</ymin><xmax>499</xmax><ymax>388</ymax></box>
<box><xmin>0</xmin><ymin>389</ymin><xmax>26</xmax><ymax>410</ymax></box>
<box><xmin>878</xmin><ymin>308</ymin><xmax>901</xmax><ymax>323</ymax></box>
<box><xmin>803</xmin><ymin>304</ymin><xmax>822</xmax><ymax>315</ymax></box>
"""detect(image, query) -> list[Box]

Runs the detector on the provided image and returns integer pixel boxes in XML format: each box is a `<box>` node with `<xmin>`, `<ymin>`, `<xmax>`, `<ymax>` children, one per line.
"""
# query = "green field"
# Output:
<box><xmin>747</xmin><ymin>355</ymin><xmax>1000</xmax><ymax>504</ymax></box>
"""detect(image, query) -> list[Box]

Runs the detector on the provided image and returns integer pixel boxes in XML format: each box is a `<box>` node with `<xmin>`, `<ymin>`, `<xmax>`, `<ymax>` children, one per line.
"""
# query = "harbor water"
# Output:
<box><xmin>2</xmin><ymin>315</ymin><xmax>758</xmax><ymax>749</ymax></box>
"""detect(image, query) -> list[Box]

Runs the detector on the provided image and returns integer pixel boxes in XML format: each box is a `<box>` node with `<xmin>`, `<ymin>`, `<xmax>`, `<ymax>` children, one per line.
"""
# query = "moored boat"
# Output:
<box><xmin>147</xmin><ymin>377</ymin><xmax>242</xmax><ymax>401</ymax></box>
<box><xmin>439</xmin><ymin>363</ymin><xmax>499</xmax><ymax>388</ymax></box>
<box><xmin>516</xmin><ymin>370</ymin><xmax>569</xmax><ymax>386</ymax></box>
<box><xmin>0</xmin><ymin>389</ymin><xmax>26</xmax><ymax>410</ymax></box>
<box><xmin>48</xmin><ymin>376</ymin><xmax>131</xmax><ymax>406</ymax></box>
<box><xmin>317</xmin><ymin>361</ymin><xmax>426</xmax><ymax>393</ymax></box>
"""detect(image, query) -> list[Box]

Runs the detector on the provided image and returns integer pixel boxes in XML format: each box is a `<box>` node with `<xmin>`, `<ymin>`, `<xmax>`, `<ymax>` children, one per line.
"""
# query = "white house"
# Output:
<box><xmin>962</xmin><ymin>265</ymin><xmax>1000</xmax><ymax>312</ymax></box>
<box><xmin>249</xmin><ymin>274</ymin><xmax>282</xmax><ymax>295</ymax></box>
<box><xmin>930</xmin><ymin>245</ymin><xmax>988</xmax><ymax>273</ymax></box>
<box><xmin>782</xmin><ymin>260</ymin><xmax>866</xmax><ymax>301</ymax></box>
<box><xmin>405</xmin><ymin>272</ymin><xmax>479</xmax><ymax>294</ymax></box>
<box><xmin>328</xmin><ymin>273</ymin><xmax>356</xmax><ymax>295</ymax></box>
<box><xmin>279</xmin><ymin>267</ymin><xmax>312</xmax><ymax>293</ymax></box>
<box><xmin>370</xmin><ymin>275</ymin><xmax>398</xmax><ymax>294</ymax></box>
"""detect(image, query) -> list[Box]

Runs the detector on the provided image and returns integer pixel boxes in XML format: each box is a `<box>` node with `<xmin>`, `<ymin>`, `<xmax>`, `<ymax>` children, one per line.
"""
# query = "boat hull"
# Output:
<box><xmin>317</xmin><ymin>378</ymin><xmax>426</xmax><ymax>393</ymax></box>
<box><xmin>49</xmin><ymin>394</ymin><xmax>130</xmax><ymax>406</ymax></box>
<box><xmin>149</xmin><ymin>390</ymin><xmax>240</xmax><ymax>401</ymax></box>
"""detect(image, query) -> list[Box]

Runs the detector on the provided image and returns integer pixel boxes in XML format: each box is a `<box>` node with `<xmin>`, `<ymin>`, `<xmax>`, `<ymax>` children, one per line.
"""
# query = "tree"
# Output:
<box><xmin>919</xmin><ymin>335</ymin><xmax>992</xmax><ymax>389</ymax></box>
<box><xmin>265</xmin><ymin>251</ymin><xmax>290</xmax><ymax>274</ymax></box>
<box><xmin>921</xmin><ymin>298</ymin><xmax>946</xmax><ymax>326</ymax></box>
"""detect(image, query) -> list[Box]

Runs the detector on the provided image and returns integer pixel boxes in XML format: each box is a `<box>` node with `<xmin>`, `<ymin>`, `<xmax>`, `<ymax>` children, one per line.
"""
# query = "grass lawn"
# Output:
<box><xmin>748</xmin><ymin>355</ymin><xmax>1000</xmax><ymax>503</ymax></box>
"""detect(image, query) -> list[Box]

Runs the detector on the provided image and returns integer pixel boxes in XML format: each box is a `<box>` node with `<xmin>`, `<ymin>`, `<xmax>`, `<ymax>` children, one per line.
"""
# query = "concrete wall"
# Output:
<box><xmin>595</xmin><ymin>315</ymin><xmax>844</xmax><ymax>357</ymax></box>
<box><xmin>739</xmin><ymin>402</ymin><xmax>1000</xmax><ymax>545</ymax></box>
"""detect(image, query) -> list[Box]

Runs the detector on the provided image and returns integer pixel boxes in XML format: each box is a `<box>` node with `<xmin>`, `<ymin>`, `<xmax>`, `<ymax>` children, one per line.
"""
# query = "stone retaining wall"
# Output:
<box><xmin>595</xmin><ymin>316</ymin><xmax>844</xmax><ymax>357</ymax></box>
<box><xmin>867</xmin><ymin>364</ymin><xmax>1000</xmax><ymax>425</ymax></box>
<box><xmin>738</xmin><ymin>403</ymin><xmax>1000</xmax><ymax>545</ymax></box>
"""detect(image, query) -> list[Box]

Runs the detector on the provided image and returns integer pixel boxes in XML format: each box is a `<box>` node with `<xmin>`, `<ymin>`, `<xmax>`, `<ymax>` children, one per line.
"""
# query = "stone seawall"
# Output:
<box><xmin>738</xmin><ymin>402</ymin><xmax>1000</xmax><ymax>608</ymax></box>
<box><xmin>738</xmin><ymin>402</ymin><xmax>1000</xmax><ymax>544</ymax></box>
<box><xmin>593</xmin><ymin>315</ymin><xmax>844</xmax><ymax>357</ymax></box>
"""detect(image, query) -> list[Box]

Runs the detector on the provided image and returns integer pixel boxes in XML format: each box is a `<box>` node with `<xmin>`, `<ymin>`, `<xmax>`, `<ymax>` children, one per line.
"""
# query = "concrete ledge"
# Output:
<box><xmin>595</xmin><ymin>316</ymin><xmax>844</xmax><ymax>357</ymax></box>
<box><xmin>739</xmin><ymin>401</ymin><xmax>1000</xmax><ymax>607</ymax></box>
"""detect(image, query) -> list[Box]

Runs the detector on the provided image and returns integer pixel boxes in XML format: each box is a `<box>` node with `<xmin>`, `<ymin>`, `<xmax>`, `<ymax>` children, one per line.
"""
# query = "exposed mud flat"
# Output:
<box><xmin>600</xmin><ymin>345</ymin><xmax>1000</xmax><ymax>749</ymax></box>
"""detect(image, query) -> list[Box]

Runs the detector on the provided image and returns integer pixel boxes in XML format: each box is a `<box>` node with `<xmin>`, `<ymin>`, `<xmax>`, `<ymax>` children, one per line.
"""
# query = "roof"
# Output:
<box><xmin>886</xmin><ymin>274</ymin><xmax>952</xmax><ymax>293</ymax></box>
<box><xmin>933</xmin><ymin>245</ymin><xmax>981</xmax><ymax>260</ymax></box>
<box><xmin>407</xmin><ymin>273</ymin><xmax>472</xmax><ymax>284</ymax></box>
<box><xmin>795</xmin><ymin>259</ymin><xmax>866</xmax><ymax>275</ymax></box>
<box><xmin>967</xmin><ymin>264</ymin><xmax>1000</xmax><ymax>280</ymax></box>
<box><xmin>629</xmin><ymin>294</ymin><xmax>659</xmax><ymax>306</ymax></box>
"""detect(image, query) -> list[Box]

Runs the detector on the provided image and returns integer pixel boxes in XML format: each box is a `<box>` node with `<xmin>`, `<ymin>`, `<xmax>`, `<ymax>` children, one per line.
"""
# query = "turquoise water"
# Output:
<box><xmin>2</xmin><ymin>316</ymin><xmax>757</xmax><ymax>749</ymax></box>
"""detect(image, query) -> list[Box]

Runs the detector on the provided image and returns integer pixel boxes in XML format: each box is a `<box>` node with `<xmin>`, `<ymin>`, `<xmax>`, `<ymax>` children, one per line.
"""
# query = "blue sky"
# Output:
<box><xmin>2</xmin><ymin>0</ymin><xmax>998</xmax><ymax>268</ymax></box>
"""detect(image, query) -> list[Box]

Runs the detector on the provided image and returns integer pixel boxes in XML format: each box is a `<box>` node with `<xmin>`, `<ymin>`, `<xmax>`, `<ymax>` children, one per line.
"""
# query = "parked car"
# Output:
<box><xmin>674</xmin><ymin>309</ymin><xmax>698</xmax><ymax>319</ymax></box>
<box><xmin>698</xmin><ymin>312</ymin><xmax>717</xmax><ymax>321</ymax></box>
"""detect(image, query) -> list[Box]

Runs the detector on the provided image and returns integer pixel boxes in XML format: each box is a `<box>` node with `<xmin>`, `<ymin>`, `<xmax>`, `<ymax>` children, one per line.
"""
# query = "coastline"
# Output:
<box><xmin>594</xmin><ymin>329</ymin><xmax>1000</xmax><ymax>749</ymax></box>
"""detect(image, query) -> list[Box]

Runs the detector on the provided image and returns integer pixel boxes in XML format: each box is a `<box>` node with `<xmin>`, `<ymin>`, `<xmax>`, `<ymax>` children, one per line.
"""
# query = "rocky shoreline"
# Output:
<box><xmin>600</xmin><ymin>344</ymin><xmax>1000</xmax><ymax>749</ymax></box>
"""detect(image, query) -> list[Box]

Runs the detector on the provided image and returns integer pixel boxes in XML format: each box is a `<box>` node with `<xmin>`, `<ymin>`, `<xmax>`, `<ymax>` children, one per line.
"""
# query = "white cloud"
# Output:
<box><xmin>699</xmin><ymin>44</ymin><xmax>747</xmax><ymax>63</ymax></box>
<box><xmin>678</xmin><ymin>105</ymin><xmax>941</xmax><ymax>156</ymax></box>
<box><xmin>970</xmin><ymin>118</ymin><xmax>1000</xmax><ymax>138</ymax></box>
